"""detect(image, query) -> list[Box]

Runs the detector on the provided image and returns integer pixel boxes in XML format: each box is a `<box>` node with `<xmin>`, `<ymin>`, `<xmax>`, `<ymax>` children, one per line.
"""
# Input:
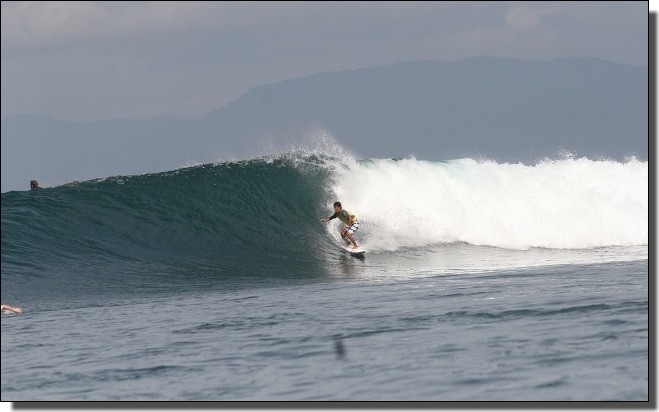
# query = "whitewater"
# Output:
<box><xmin>328</xmin><ymin>155</ymin><xmax>647</xmax><ymax>251</ymax></box>
<box><xmin>1</xmin><ymin>143</ymin><xmax>649</xmax><ymax>402</ymax></box>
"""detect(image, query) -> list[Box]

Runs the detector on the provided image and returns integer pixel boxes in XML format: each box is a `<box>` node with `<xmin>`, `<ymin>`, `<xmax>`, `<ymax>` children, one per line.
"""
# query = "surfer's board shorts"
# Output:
<box><xmin>346</xmin><ymin>221</ymin><xmax>361</xmax><ymax>235</ymax></box>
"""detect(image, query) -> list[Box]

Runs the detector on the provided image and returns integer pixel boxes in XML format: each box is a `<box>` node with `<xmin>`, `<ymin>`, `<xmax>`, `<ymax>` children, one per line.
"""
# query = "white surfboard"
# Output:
<box><xmin>340</xmin><ymin>244</ymin><xmax>366</xmax><ymax>255</ymax></box>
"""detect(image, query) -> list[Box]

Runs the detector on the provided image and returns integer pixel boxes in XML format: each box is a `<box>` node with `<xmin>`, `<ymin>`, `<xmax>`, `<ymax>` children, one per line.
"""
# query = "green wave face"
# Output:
<box><xmin>1</xmin><ymin>155</ymin><xmax>336</xmax><ymax>302</ymax></box>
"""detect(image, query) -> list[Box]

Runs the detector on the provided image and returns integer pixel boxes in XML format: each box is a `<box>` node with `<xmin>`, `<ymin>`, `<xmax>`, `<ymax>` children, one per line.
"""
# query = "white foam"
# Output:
<box><xmin>327</xmin><ymin>156</ymin><xmax>648</xmax><ymax>252</ymax></box>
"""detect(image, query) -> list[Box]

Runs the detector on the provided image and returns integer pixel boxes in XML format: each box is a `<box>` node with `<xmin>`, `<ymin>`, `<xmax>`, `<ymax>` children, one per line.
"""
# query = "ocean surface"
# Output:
<box><xmin>1</xmin><ymin>150</ymin><xmax>649</xmax><ymax>401</ymax></box>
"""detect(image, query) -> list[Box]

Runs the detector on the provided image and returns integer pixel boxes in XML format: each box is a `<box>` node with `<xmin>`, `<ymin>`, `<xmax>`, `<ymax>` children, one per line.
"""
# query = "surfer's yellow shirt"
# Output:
<box><xmin>330</xmin><ymin>209</ymin><xmax>358</xmax><ymax>226</ymax></box>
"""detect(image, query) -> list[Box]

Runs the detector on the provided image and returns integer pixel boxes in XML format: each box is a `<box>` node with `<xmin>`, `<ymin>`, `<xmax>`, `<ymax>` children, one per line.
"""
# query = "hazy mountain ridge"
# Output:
<box><xmin>1</xmin><ymin>57</ymin><xmax>648</xmax><ymax>192</ymax></box>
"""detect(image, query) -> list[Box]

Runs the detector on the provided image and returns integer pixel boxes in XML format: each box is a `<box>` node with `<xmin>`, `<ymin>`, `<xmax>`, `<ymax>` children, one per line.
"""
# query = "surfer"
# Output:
<box><xmin>1</xmin><ymin>304</ymin><xmax>23</xmax><ymax>314</ymax></box>
<box><xmin>322</xmin><ymin>202</ymin><xmax>360</xmax><ymax>249</ymax></box>
<box><xmin>30</xmin><ymin>180</ymin><xmax>39</xmax><ymax>190</ymax></box>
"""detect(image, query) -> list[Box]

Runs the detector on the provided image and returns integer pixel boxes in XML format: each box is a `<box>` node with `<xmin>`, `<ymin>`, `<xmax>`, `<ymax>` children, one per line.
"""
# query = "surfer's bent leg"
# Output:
<box><xmin>346</xmin><ymin>232</ymin><xmax>358</xmax><ymax>248</ymax></box>
<box><xmin>340</xmin><ymin>229</ymin><xmax>351</xmax><ymax>245</ymax></box>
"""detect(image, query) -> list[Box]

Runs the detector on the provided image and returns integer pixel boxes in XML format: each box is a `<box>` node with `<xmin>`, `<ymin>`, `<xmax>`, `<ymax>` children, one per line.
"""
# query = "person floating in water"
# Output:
<box><xmin>322</xmin><ymin>201</ymin><xmax>360</xmax><ymax>249</ymax></box>
<box><xmin>1</xmin><ymin>304</ymin><xmax>23</xmax><ymax>314</ymax></box>
<box><xmin>30</xmin><ymin>180</ymin><xmax>39</xmax><ymax>190</ymax></box>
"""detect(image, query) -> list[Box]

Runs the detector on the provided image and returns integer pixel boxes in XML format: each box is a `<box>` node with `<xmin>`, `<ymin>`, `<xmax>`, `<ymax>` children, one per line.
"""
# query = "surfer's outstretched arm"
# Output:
<box><xmin>322</xmin><ymin>212</ymin><xmax>338</xmax><ymax>222</ymax></box>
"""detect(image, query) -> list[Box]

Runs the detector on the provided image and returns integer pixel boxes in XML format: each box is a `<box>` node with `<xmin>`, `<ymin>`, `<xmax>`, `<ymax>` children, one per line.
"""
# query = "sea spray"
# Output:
<box><xmin>328</xmin><ymin>156</ymin><xmax>647</xmax><ymax>250</ymax></box>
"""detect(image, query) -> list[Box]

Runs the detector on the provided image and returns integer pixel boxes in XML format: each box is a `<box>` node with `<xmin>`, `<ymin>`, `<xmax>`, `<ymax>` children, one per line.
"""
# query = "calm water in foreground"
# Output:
<box><xmin>1</xmin><ymin>253</ymin><xmax>648</xmax><ymax>401</ymax></box>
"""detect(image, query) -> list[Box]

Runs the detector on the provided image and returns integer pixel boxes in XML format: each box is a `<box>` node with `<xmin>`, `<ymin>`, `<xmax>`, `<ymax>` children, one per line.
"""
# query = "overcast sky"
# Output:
<box><xmin>1</xmin><ymin>1</ymin><xmax>651</xmax><ymax>122</ymax></box>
